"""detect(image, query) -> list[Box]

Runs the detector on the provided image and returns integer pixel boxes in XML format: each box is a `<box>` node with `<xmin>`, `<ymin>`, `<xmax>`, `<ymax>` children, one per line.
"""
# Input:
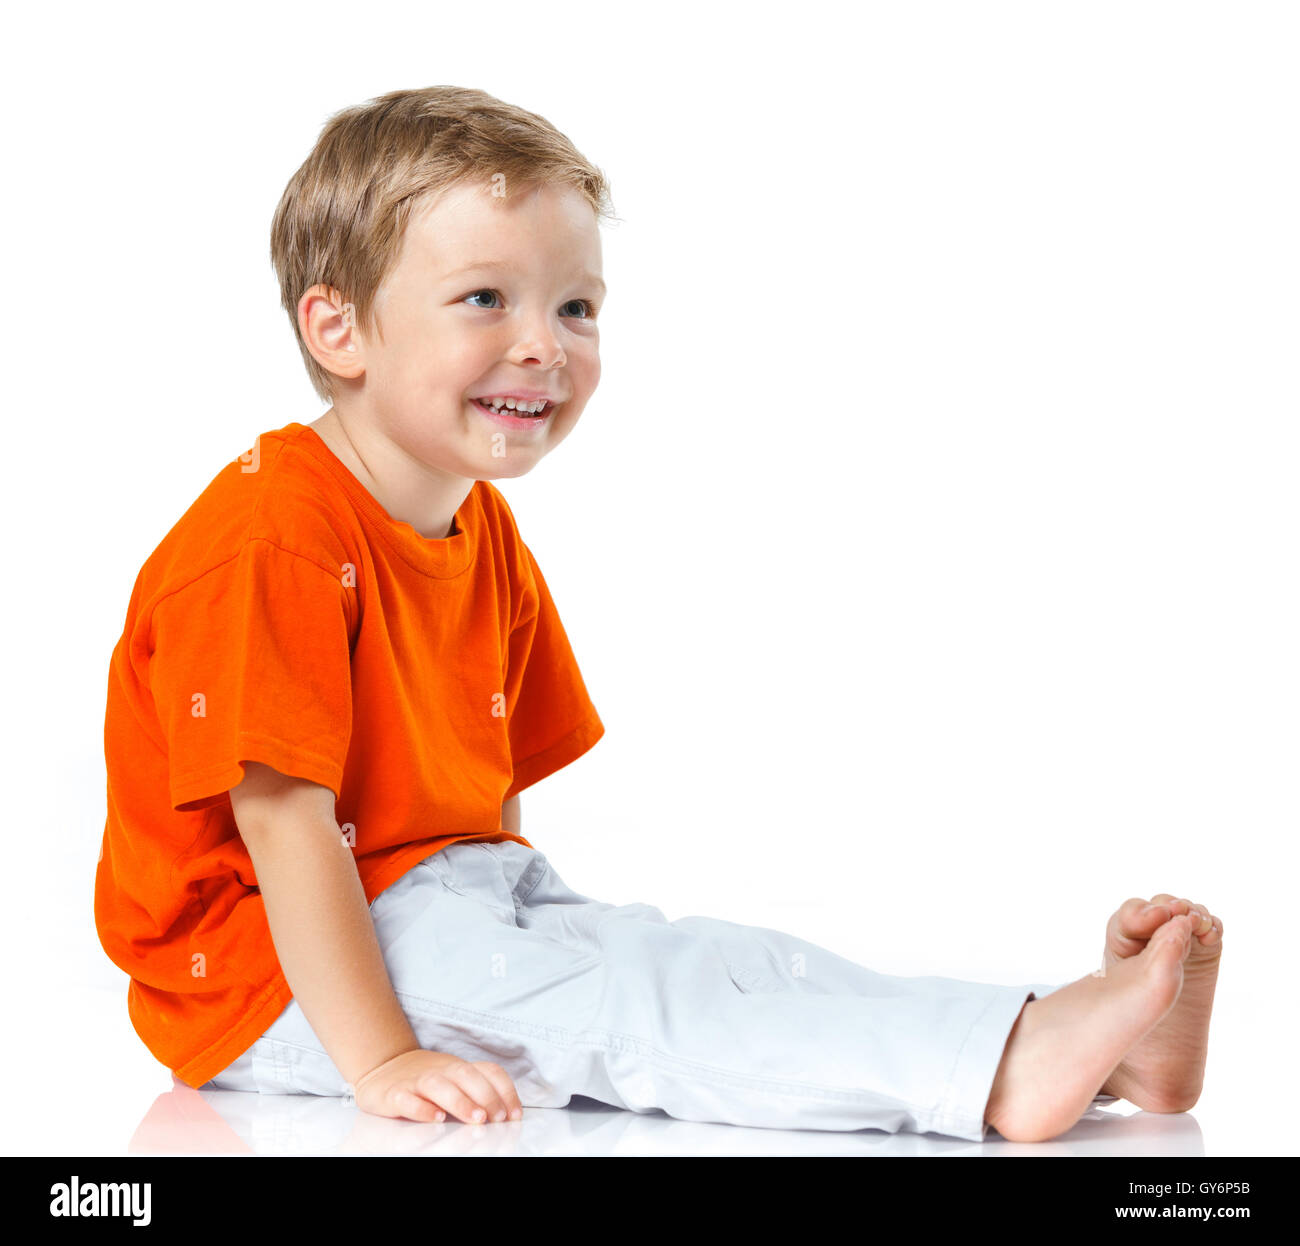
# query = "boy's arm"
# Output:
<box><xmin>501</xmin><ymin>793</ymin><xmax>521</xmax><ymax>836</ymax></box>
<box><xmin>230</xmin><ymin>761</ymin><xmax>422</xmax><ymax>1087</ymax></box>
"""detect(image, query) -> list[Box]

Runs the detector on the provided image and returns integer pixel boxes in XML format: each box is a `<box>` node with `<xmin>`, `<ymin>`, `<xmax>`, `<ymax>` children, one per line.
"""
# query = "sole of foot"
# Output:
<box><xmin>1100</xmin><ymin>895</ymin><xmax>1223</xmax><ymax>1113</ymax></box>
<box><xmin>984</xmin><ymin>912</ymin><xmax>1196</xmax><ymax>1142</ymax></box>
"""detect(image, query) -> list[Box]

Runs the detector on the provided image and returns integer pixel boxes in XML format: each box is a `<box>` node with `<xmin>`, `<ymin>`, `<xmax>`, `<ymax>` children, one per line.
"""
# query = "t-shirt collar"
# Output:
<box><xmin>290</xmin><ymin>423</ymin><xmax>478</xmax><ymax>579</ymax></box>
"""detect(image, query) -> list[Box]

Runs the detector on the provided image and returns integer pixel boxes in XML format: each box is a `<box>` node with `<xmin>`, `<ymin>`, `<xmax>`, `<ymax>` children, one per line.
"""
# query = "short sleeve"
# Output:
<box><xmin>150</xmin><ymin>539</ymin><xmax>354</xmax><ymax>812</ymax></box>
<box><xmin>503</xmin><ymin>543</ymin><xmax>604</xmax><ymax>799</ymax></box>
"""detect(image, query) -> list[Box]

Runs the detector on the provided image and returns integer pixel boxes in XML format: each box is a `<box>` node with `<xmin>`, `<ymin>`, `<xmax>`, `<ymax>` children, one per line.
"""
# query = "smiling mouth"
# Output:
<box><xmin>471</xmin><ymin>397</ymin><xmax>555</xmax><ymax>420</ymax></box>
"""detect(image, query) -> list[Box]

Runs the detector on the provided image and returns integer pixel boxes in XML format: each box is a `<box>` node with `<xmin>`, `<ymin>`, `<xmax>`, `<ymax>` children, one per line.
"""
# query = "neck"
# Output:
<box><xmin>309</xmin><ymin>407</ymin><xmax>472</xmax><ymax>541</ymax></box>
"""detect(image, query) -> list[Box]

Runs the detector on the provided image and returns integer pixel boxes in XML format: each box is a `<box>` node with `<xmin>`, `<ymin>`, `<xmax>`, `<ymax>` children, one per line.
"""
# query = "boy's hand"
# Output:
<box><xmin>350</xmin><ymin>1049</ymin><xmax>524</xmax><ymax>1124</ymax></box>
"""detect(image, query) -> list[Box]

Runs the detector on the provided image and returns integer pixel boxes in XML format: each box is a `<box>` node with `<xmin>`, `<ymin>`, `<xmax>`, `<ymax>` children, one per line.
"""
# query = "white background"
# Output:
<box><xmin>2</xmin><ymin>0</ymin><xmax>1295</xmax><ymax>1157</ymax></box>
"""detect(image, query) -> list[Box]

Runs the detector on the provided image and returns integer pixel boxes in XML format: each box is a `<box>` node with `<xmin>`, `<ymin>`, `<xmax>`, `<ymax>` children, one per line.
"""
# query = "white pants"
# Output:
<box><xmin>204</xmin><ymin>839</ymin><xmax>1106</xmax><ymax>1141</ymax></box>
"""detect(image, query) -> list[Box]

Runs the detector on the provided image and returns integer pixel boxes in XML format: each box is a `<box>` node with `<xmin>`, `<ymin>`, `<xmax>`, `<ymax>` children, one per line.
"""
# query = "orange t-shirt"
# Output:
<box><xmin>95</xmin><ymin>421</ymin><xmax>604</xmax><ymax>1088</ymax></box>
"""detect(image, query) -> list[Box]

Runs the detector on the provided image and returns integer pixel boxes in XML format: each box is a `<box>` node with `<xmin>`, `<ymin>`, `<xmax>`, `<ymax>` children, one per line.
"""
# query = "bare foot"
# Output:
<box><xmin>1098</xmin><ymin>894</ymin><xmax>1223</xmax><ymax>1112</ymax></box>
<box><xmin>984</xmin><ymin>913</ymin><xmax>1196</xmax><ymax>1142</ymax></box>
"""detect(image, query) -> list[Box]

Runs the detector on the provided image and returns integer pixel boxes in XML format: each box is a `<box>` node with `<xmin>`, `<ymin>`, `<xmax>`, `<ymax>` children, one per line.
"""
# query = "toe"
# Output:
<box><xmin>1108</xmin><ymin>897</ymin><xmax>1168</xmax><ymax>955</ymax></box>
<box><xmin>1123</xmin><ymin>896</ymin><xmax>1169</xmax><ymax>933</ymax></box>
<box><xmin>1144</xmin><ymin>914</ymin><xmax>1195</xmax><ymax>974</ymax></box>
<box><xmin>1173</xmin><ymin>900</ymin><xmax>1216</xmax><ymax>938</ymax></box>
<box><xmin>1196</xmin><ymin>913</ymin><xmax>1224</xmax><ymax>947</ymax></box>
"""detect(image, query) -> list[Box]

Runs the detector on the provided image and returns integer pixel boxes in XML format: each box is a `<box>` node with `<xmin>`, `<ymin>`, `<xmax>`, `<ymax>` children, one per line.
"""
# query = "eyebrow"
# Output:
<box><xmin>443</xmin><ymin>260</ymin><xmax>606</xmax><ymax>295</ymax></box>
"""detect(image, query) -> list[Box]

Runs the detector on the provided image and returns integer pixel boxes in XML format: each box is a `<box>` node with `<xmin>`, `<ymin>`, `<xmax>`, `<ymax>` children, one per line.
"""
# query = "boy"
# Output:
<box><xmin>95</xmin><ymin>86</ymin><xmax>1222</xmax><ymax>1143</ymax></box>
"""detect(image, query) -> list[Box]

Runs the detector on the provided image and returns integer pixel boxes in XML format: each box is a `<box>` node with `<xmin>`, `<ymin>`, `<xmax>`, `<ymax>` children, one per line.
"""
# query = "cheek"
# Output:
<box><xmin>577</xmin><ymin>345</ymin><xmax>601</xmax><ymax>392</ymax></box>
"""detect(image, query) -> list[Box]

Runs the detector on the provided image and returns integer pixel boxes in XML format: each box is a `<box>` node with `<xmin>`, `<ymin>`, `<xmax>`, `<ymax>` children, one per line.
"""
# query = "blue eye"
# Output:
<box><xmin>461</xmin><ymin>289</ymin><xmax>598</xmax><ymax>319</ymax></box>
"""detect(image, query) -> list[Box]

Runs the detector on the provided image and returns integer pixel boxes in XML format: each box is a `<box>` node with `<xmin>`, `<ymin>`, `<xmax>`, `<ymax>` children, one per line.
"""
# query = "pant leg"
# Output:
<box><xmin>663</xmin><ymin>921</ymin><xmax>1122</xmax><ymax>1119</ymax></box>
<box><xmin>205</xmin><ymin>842</ymin><xmax>1096</xmax><ymax>1141</ymax></box>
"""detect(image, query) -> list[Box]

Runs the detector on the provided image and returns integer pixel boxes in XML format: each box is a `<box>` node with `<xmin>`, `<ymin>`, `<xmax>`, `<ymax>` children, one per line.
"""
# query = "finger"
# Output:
<box><xmin>353</xmin><ymin>1079</ymin><xmax>442</xmax><ymax>1123</ymax></box>
<box><xmin>450</xmin><ymin>1065</ymin><xmax>512</xmax><ymax>1123</ymax></box>
<box><xmin>472</xmin><ymin>1062</ymin><xmax>524</xmax><ymax>1120</ymax></box>
<box><xmin>395</xmin><ymin>1092</ymin><xmax>447</xmax><ymax>1134</ymax></box>
<box><xmin>390</xmin><ymin>1088</ymin><xmax>446</xmax><ymax>1124</ymax></box>
<box><xmin>418</xmin><ymin>1073</ymin><xmax>493</xmax><ymax>1125</ymax></box>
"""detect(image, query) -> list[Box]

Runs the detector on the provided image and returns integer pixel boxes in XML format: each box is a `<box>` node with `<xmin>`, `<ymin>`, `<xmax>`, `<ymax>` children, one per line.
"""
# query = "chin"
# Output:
<box><xmin>477</xmin><ymin>454</ymin><xmax>542</xmax><ymax>481</ymax></box>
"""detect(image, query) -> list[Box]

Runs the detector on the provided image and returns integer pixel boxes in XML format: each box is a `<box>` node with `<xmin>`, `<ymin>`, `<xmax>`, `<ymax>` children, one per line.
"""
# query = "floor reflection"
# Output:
<box><xmin>127</xmin><ymin>1078</ymin><xmax>1205</xmax><ymax>1157</ymax></box>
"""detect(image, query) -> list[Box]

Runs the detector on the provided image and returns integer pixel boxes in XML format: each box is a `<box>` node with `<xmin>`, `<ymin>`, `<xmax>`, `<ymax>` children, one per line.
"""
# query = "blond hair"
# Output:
<box><xmin>270</xmin><ymin>86</ymin><xmax>615</xmax><ymax>403</ymax></box>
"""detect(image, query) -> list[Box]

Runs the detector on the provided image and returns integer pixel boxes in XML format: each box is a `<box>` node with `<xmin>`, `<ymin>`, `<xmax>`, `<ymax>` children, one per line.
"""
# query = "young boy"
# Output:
<box><xmin>95</xmin><ymin>86</ymin><xmax>1223</xmax><ymax>1144</ymax></box>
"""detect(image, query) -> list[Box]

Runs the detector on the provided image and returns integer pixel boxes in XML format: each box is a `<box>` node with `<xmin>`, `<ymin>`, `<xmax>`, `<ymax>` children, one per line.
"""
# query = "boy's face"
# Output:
<box><xmin>343</xmin><ymin>179</ymin><xmax>603</xmax><ymax>480</ymax></box>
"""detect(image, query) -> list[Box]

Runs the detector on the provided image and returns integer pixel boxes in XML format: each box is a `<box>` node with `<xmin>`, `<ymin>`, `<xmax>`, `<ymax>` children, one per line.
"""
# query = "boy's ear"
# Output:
<box><xmin>299</xmin><ymin>283</ymin><xmax>366</xmax><ymax>382</ymax></box>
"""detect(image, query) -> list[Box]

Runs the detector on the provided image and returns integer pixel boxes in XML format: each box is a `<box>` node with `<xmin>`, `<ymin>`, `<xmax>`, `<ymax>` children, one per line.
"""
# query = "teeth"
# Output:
<box><xmin>480</xmin><ymin>397</ymin><xmax>548</xmax><ymax>415</ymax></box>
